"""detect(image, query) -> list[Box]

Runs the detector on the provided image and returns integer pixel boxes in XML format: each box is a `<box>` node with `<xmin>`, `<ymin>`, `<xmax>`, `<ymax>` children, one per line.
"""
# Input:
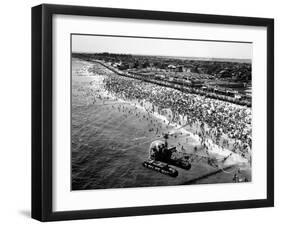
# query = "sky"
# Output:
<box><xmin>72</xmin><ymin>34</ymin><xmax>252</xmax><ymax>60</ymax></box>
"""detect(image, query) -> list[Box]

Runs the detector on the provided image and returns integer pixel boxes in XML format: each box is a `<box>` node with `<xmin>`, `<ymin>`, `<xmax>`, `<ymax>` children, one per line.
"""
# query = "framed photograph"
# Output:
<box><xmin>32</xmin><ymin>4</ymin><xmax>274</xmax><ymax>221</ymax></box>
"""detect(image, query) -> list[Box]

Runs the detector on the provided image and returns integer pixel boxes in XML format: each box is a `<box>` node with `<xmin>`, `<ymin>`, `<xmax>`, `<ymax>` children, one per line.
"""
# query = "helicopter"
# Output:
<box><xmin>145</xmin><ymin>132</ymin><xmax>191</xmax><ymax>167</ymax></box>
<box><xmin>142</xmin><ymin>128</ymin><xmax>236</xmax><ymax>178</ymax></box>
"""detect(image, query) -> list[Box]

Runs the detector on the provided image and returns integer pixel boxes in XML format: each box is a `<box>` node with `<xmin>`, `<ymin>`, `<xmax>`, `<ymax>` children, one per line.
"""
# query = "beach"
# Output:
<box><xmin>71</xmin><ymin>58</ymin><xmax>251</xmax><ymax>190</ymax></box>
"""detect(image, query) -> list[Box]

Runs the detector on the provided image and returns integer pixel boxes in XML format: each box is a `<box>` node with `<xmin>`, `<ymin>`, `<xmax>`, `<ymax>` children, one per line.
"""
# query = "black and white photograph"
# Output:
<box><xmin>29</xmin><ymin>3</ymin><xmax>274</xmax><ymax>222</ymax></box>
<box><xmin>71</xmin><ymin>34</ymin><xmax>252</xmax><ymax>190</ymax></box>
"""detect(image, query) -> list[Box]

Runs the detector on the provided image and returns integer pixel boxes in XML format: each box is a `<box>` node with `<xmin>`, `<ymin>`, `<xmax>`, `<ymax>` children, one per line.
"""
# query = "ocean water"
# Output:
<box><xmin>71</xmin><ymin>58</ymin><xmax>250</xmax><ymax>190</ymax></box>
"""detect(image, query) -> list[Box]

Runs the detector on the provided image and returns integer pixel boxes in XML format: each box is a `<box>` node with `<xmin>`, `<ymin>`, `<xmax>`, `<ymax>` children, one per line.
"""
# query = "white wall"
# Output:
<box><xmin>0</xmin><ymin>0</ymin><xmax>279</xmax><ymax>225</ymax></box>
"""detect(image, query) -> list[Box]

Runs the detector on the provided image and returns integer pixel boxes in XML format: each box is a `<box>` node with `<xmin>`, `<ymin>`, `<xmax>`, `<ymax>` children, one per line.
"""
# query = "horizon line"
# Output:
<box><xmin>72</xmin><ymin>51</ymin><xmax>252</xmax><ymax>62</ymax></box>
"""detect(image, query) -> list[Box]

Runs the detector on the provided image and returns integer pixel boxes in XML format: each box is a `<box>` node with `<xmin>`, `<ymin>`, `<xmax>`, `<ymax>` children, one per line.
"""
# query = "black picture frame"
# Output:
<box><xmin>32</xmin><ymin>3</ymin><xmax>274</xmax><ymax>222</ymax></box>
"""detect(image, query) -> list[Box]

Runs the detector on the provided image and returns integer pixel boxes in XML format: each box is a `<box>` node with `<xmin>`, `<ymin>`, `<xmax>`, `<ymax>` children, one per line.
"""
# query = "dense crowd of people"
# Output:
<box><xmin>103</xmin><ymin>74</ymin><xmax>252</xmax><ymax>158</ymax></box>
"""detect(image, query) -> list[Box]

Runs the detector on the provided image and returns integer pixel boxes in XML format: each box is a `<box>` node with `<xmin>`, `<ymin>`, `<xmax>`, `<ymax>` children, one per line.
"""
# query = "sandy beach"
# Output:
<box><xmin>71</xmin><ymin>58</ymin><xmax>251</xmax><ymax>190</ymax></box>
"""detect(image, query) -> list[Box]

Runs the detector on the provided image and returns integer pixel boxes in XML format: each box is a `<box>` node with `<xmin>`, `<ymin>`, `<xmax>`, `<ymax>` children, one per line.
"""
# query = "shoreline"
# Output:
<box><xmin>89</xmin><ymin>72</ymin><xmax>249</xmax><ymax>168</ymax></box>
<box><xmin>72</xmin><ymin>58</ymin><xmax>252</xmax><ymax>188</ymax></box>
